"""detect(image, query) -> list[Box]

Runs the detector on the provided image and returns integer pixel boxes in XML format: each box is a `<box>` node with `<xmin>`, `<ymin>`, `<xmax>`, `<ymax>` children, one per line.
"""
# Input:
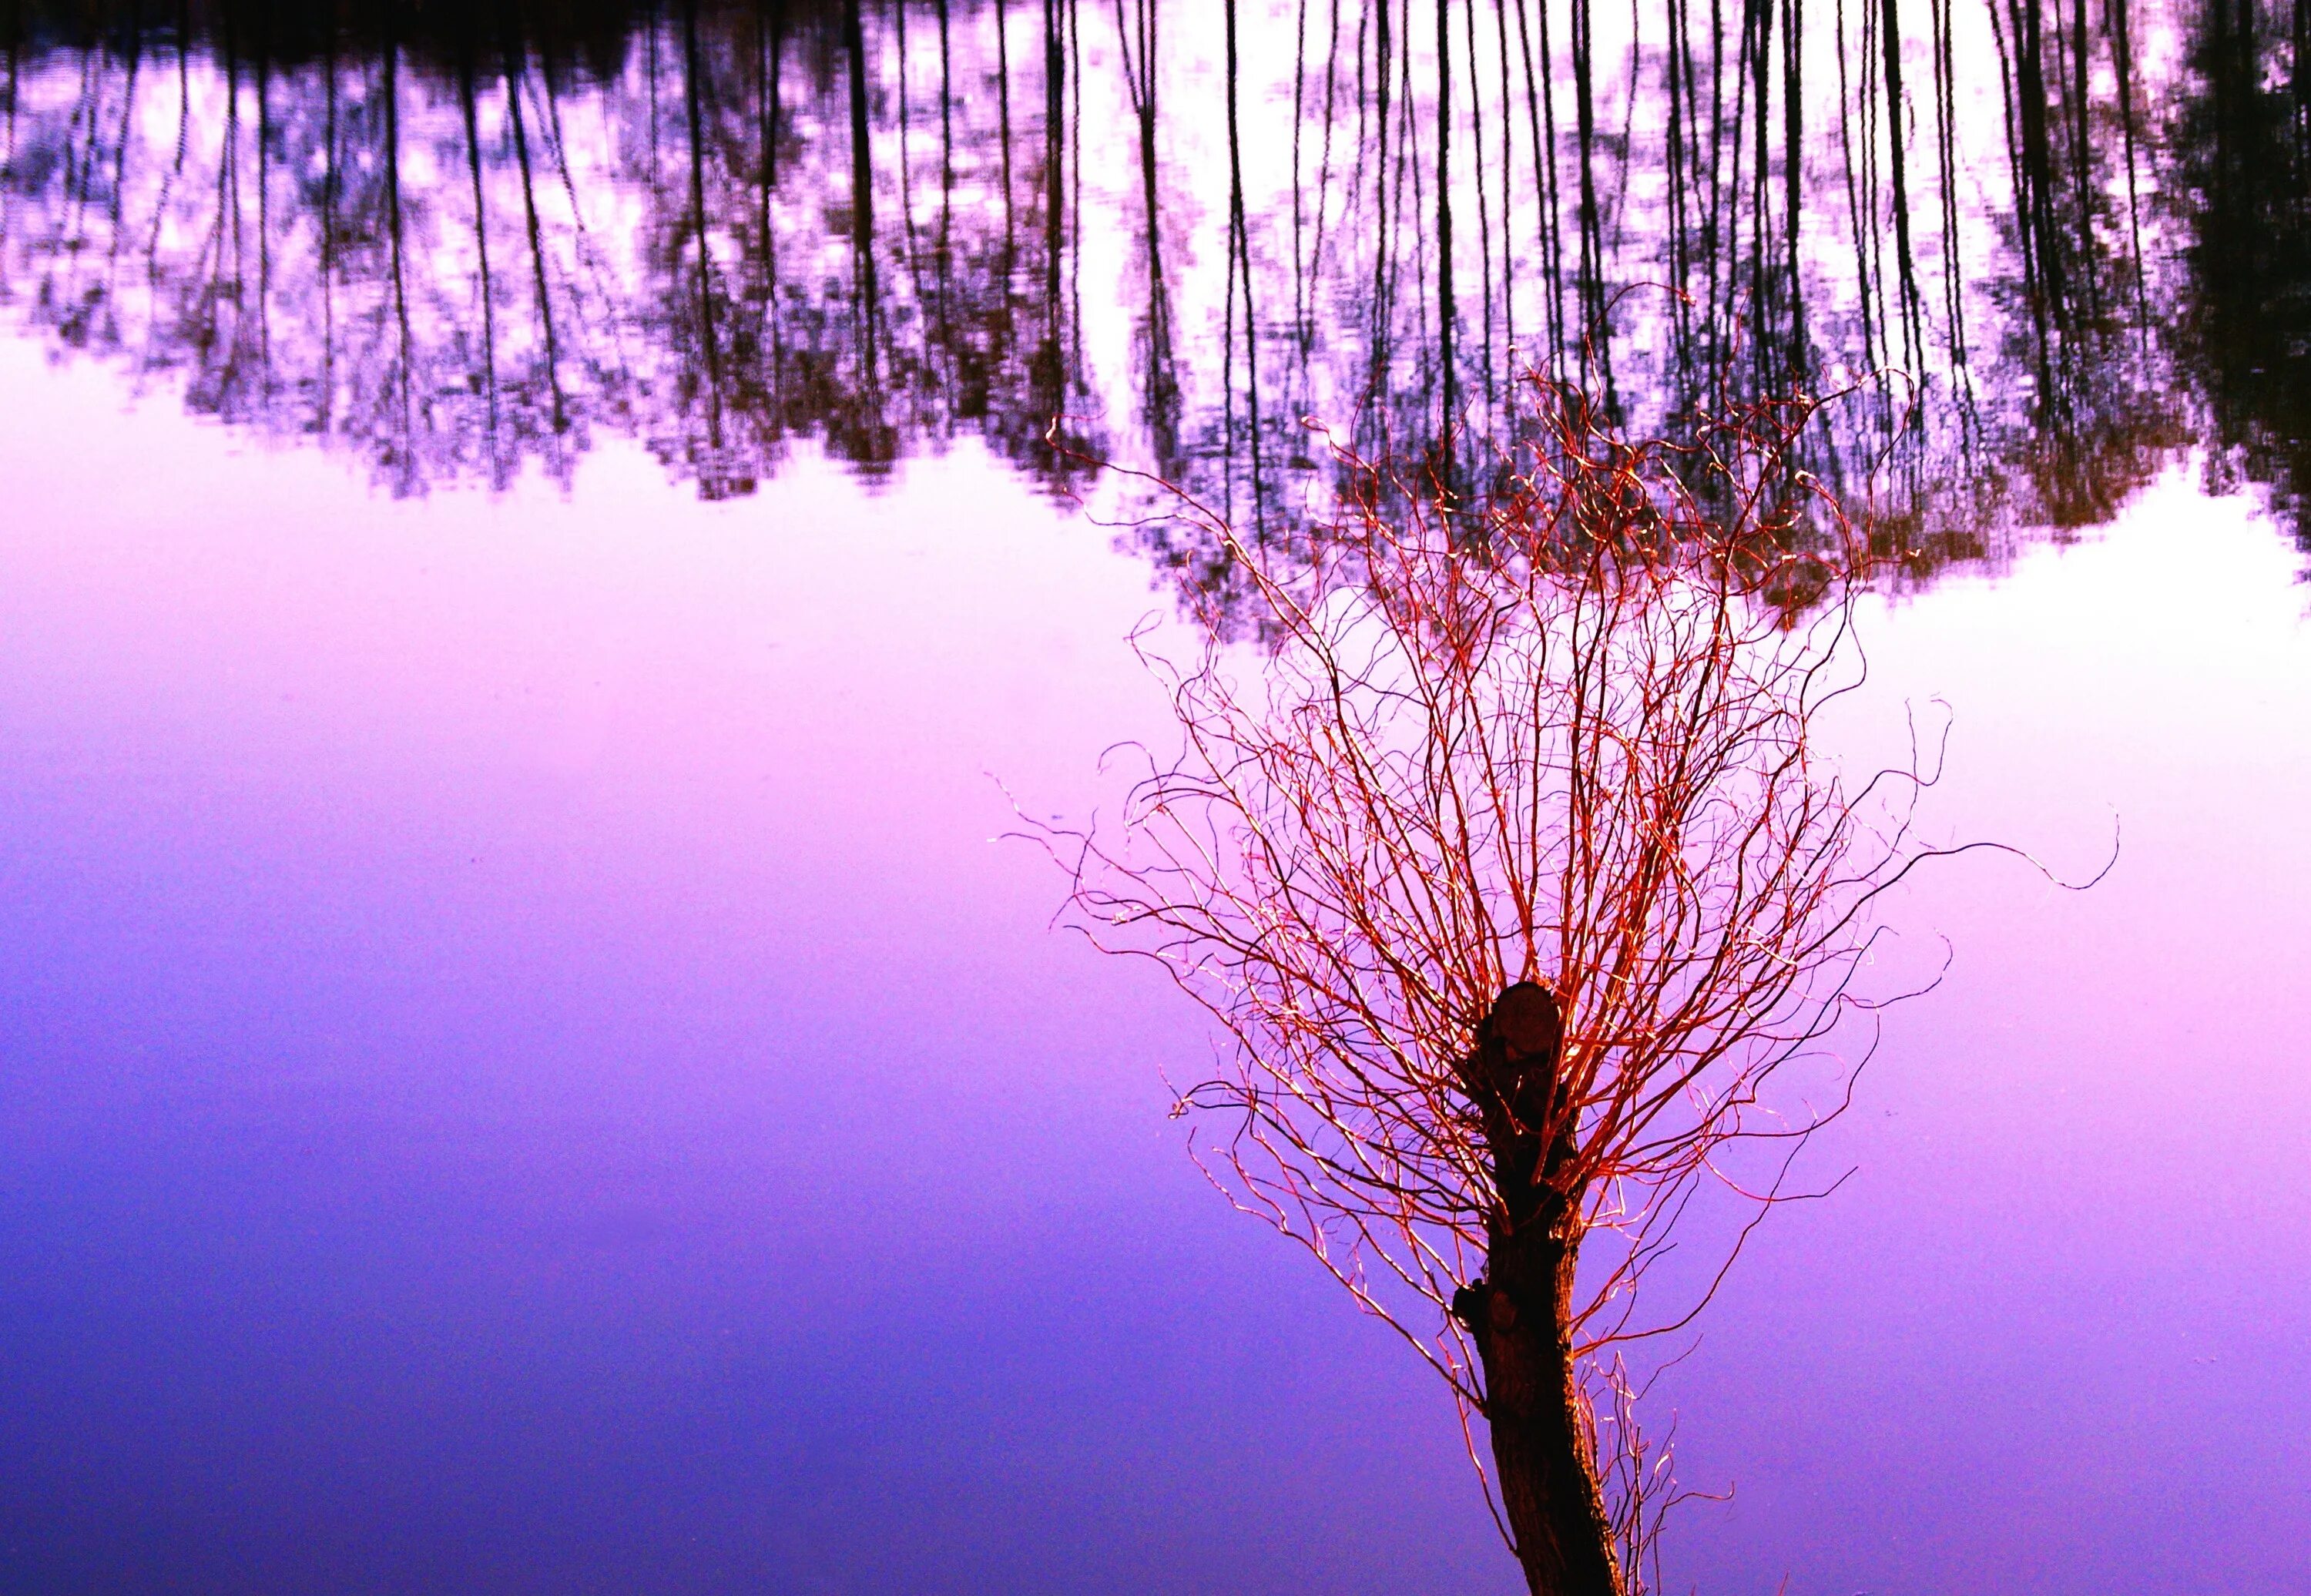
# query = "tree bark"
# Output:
<box><xmin>1456</xmin><ymin>985</ymin><xmax>1623</xmax><ymax>1596</ymax></box>
<box><xmin>1457</xmin><ymin>1234</ymin><xmax>1622</xmax><ymax>1596</ymax></box>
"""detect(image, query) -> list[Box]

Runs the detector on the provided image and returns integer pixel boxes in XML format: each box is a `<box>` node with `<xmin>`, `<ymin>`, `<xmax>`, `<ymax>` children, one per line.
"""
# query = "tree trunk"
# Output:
<box><xmin>1457</xmin><ymin>984</ymin><xmax>1623</xmax><ymax>1596</ymax></box>
<box><xmin>1457</xmin><ymin>1235</ymin><xmax>1622</xmax><ymax>1596</ymax></box>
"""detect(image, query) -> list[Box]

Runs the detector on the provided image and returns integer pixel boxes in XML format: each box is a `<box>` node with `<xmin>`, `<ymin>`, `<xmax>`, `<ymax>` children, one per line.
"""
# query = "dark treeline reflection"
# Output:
<box><xmin>1</xmin><ymin>0</ymin><xmax>2306</xmax><ymax>585</ymax></box>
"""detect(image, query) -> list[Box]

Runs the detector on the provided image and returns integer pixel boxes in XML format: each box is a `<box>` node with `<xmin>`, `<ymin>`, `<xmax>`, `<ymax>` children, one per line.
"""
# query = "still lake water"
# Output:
<box><xmin>4</xmin><ymin>1</ymin><xmax>2310</xmax><ymax>1591</ymax></box>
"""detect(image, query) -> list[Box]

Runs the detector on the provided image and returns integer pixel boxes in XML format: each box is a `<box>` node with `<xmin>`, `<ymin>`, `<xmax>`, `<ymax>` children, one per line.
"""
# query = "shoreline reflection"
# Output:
<box><xmin>0</xmin><ymin>0</ymin><xmax>2304</xmax><ymax>587</ymax></box>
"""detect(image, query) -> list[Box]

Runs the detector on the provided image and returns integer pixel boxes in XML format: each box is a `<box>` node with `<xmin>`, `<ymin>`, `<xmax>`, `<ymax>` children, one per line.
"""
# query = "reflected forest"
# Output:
<box><xmin>3</xmin><ymin>0</ymin><xmax>2308</xmax><ymax>588</ymax></box>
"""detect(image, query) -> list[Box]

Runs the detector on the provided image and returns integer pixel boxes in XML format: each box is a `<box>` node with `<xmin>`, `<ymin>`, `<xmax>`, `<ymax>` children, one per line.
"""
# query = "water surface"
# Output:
<box><xmin>3</xmin><ymin>5</ymin><xmax>2309</xmax><ymax>1592</ymax></box>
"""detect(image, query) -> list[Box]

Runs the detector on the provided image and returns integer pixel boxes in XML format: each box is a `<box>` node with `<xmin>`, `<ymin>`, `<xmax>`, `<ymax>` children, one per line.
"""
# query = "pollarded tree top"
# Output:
<box><xmin>1490</xmin><ymin>983</ymin><xmax>1563</xmax><ymax>1067</ymax></box>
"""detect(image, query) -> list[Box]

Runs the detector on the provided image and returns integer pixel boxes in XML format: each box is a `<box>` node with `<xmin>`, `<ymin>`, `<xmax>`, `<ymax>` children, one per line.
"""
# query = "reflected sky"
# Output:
<box><xmin>2</xmin><ymin>324</ymin><xmax>2307</xmax><ymax>1591</ymax></box>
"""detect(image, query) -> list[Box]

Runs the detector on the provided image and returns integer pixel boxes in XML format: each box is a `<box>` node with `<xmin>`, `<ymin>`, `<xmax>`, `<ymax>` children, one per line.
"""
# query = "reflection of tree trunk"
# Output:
<box><xmin>1780</xmin><ymin>0</ymin><xmax>1803</xmax><ymax>377</ymax></box>
<box><xmin>1932</xmin><ymin>0</ymin><xmax>1971</xmax><ymax>368</ymax></box>
<box><xmin>1042</xmin><ymin>0</ymin><xmax>1064</xmax><ymax>324</ymax></box>
<box><xmin>1510</xmin><ymin>0</ymin><xmax>1563</xmax><ymax>361</ymax></box>
<box><xmin>1662</xmin><ymin>0</ymin><xmax>1692</xmax><ymax>370</ymax></box>
<box><xmin>1290</xmin><ymin>0</ymin><xmax>1307</xmax><ymax>344</ymax></box>
<box><xmin>2110</xmin><ymin>0</ymin><xmax>2147</xmax><ymax>330</ymax></box>
<box><xmin>501</xmin><ymin>14</ymin><xmax>566</xmax><ymax>435</ymax></box>
<box><xmin>1997</xmin><ymin>0</ymin><xmax>2060</xmax><ymax>388</ymax></box>
<box><xmin>1488</xmin><ymin>0</ymin><xmax>1510</xmax><ymax>366</ymax></box>
<box><xmin>683</xmin><ymin>0</ymin><xmax>723</xmax><ymax>450</ymax></box>
<box><xmin>844</xmin><ymin>0</ymin><xmax>884</xmax><ymax>417</ymax></box>
<box><xmin>1435</xmin><ymin>0</ymin><xmax>1456</xmax><ymax>431</ymax></box>
<box><xmin>1836</xmin><ymin>0</ymin><xmax>1878</xmax><ymax>370</ymax></box>
<box><xmin>3</xmin><ymin>2</ymin><xmax>17</xmax><ymax>253</ymax></box>
<box><xmin>937</xmin><ymin>0</ymin><xmax>954</xmax><ymax>280</ymax></box>
<box><xmin>2065</xmin><ymin>0</ymin><xmax>2099</xmax><ymax>320</ymax></box>
<box><xmin>459</xmin><ymin>41</ymin><xmax>503</xmax><ymax>473</ymax></box>
<box><xmin>755</xmin><ymin>0</ymin><xmax>783</xmax><ymax>398</ymax></box>
<box><xmin>1453</xmin><ymin>989</ymin><xmax>1623</xmax><ymax>1596</ymax></box>
<box><xmin>1706</xmin><ymin>0</ymin><xmax>1726</xmax><ymax>376</ymax></box>
<box><xmin>105</xmin><ymin>31</ymin><xmax>141</xmax><ymax>281</ymax></box>
<box><xmin>216</xmin><ymin>14</ymin><xmax>242</xmax><ymax>310</ymax></box>
<box><xmin>847</xmin><ymin>0</ymin><xmax>876</xmax><ymax>307</ymax></box>
<box><xmin>1879</xmin><ymin>0</ymin><xmax>1924</xmax><ymax>357</ymax></box>
<box><xmin>1221</xmin><ymin>0</ymin><xmax>1264</xmax><ymax>528</ymax></box>
<box><xmin>1743</xmin><ymin>0</ymin><xmax>1770</xmax><ymax>359</ymax></box>
<box><xmin>1034</xmin><ymin>0</ymin><xmax>1071</xmax><ymax>456</ymax></box>
<box><xmin>143</xmin><ymin>2</ymin><xmax>193</xmax><ymax>265</ymax></box>
<box><xmin>996</xmin><ymin>0</ymin><xmax>1015</xmax><ymax>260</ymax></box>
<box><xmin>756</xmin><ymin>3</ymin><xmax>781</xmax><ymax>210</ymax></box>
<box><xmin>320</xmin><ymin>30</ymin><xmax>337</xmax><ymax>433</ymax></box>
<box><xmin>1065</xmin><ymin>0</ymin><xmax>1085</xmax><ymax>395</ymax></box>
<box><xmin>1118</xmin><ymin>0</ymin><xmax>1176</xmax><ymax>466</ymax></box>
<box><xmin>384</xmin><ymin>38</ymin><xmax>417</xmax><ymax>488</ymax></box>
<box><xmin>1369</xmin><ymin>0</ymin><xmax>1393</xmax><ymax>404</ymax></box>
<box><xmin>1570</xmin><ymin>0</ymin><xmax>1614</xmax><ymax>408</ymax></box>
<box><xmin>256</xmin><ymin>12</ymin><xmax>270</xmax><ymax>371</ymax></box>
<box><xmin>896</xmin><ymin>0</ymin><xmax>917</xmax><ymax>275</ymax></box>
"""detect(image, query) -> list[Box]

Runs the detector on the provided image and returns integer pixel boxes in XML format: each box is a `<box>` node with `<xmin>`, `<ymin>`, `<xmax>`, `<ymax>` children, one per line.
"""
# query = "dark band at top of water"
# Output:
<box><xmin>2</xmin><ymin>0</ymin><xmax>2305</xmax><ymax>590</ymax></box>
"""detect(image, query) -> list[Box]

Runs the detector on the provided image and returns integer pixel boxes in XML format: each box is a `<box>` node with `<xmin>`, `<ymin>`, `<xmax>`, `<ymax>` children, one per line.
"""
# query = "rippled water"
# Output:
<box><xmin>2</xmin><ymin>4</ymin><xmax>2309</xmax><ymax>1592</ymax></box>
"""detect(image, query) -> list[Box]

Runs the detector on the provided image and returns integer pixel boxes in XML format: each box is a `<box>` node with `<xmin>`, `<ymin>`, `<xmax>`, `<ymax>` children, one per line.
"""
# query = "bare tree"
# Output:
<box><xmin>1040</xmin><ymin>384</ymin><xmax>2063</xmax><ymax>1594</ymax></box>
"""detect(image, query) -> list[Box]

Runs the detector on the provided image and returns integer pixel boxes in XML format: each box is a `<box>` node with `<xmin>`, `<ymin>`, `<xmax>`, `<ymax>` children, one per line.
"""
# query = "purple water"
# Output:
<box><xmin>2</xmin><ymin>342</ymin><xmax>2306</xmax><ymax>1596</ymax></box>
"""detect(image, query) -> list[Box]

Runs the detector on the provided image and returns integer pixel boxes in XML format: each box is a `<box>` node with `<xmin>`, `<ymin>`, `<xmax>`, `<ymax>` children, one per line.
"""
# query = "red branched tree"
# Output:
<box><xmin>1039</xmin><ymin>385</ymin><xmax>2053</xmax><ymax>1594</ymax></box>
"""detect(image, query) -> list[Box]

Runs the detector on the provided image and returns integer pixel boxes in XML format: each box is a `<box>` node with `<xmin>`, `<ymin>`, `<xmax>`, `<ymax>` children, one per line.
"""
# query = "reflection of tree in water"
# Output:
<box><xmin>2172</xmin><ymin>0</ymin><xmax>2311</xmax><ymax>548</ymax></box>
<box><xmin>2</xmin><ymin>0</ymin><xmax>2308</xmax><ymax>580</ymax></box>
<box><xmin>0</xmin><ymin>0</ymin><xmax>1103</xmax><ymax>499</ymax></box>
